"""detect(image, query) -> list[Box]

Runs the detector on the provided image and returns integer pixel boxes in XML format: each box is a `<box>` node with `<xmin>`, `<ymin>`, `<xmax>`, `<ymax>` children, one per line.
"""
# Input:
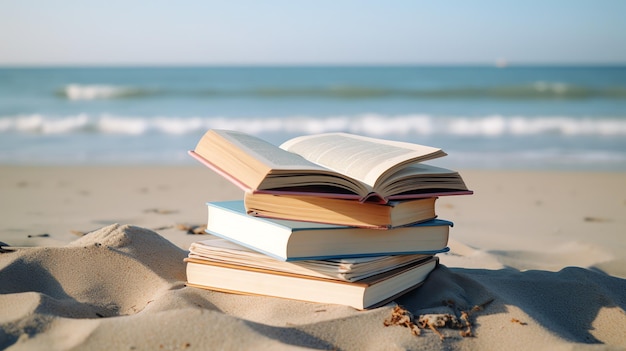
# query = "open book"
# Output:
<box><xmin>190</xmin><ymin>129</ymin><xmax>471</xmax><ymax>203</ymax></box>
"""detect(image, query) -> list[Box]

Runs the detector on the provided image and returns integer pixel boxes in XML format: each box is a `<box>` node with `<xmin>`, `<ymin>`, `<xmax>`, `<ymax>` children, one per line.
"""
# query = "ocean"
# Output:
<box><xmin>1</xmin><ymin>66</ymin><xmax>625</xmax><ymax>170</ymax></box>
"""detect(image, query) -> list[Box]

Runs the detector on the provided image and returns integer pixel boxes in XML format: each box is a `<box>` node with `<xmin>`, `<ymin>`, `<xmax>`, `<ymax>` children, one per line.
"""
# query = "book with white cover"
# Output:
<box><xmin>205</xmin><ymin>200</ymin><xmax>452</xmax><ymax>261</ymax></box>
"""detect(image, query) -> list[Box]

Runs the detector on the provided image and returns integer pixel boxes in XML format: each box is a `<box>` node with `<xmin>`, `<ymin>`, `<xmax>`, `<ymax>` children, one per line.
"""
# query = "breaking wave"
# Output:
<box><xmin>58</xmin><ymin>84</ymin><xmax>155</xmax><ymax>100</ymax></box>
<box><xmin>55</xmin><ymin>82</ymin><xmax>626</xmax><ymax>101</ymax></box>
<box><xmin>2</xmin><ymin>113</ymin><xmax>626</xmax><ymax>137</ymax></box>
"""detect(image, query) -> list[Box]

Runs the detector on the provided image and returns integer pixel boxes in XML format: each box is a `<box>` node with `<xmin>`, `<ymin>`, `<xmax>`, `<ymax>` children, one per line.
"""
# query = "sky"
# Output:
<box><xmin>1</xmin><ymin>0</ymin><xmax>625</xmax><ymax>66</ymax></box>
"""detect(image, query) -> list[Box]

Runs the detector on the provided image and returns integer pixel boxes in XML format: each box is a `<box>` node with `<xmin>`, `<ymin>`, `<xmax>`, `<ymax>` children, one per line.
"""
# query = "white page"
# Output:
<box><xmin>280</xmin><ymin>133</ymin><xmax>446</xmax><ymax>186</ymax></box>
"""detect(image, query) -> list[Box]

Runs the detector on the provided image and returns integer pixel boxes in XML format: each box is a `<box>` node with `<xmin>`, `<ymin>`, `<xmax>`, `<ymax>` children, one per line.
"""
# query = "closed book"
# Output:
<box><xmin>205</xmin><ymin>200</ymin><xmax>451</xmax><ymax>261</ymax></box>
<box><xmin>189</xmin><ymin>238</ymin><xmax>432</xmax><ymax>282</ymax></box>
<box><xmin>244</xmin><ymin>192</ymin><xmax>437</xmax><ymax>229</ymax></box>
<box><xmin>185</xmin><ymin>255</ymin><xmax>438</xmax><ymax>310</ymax></box>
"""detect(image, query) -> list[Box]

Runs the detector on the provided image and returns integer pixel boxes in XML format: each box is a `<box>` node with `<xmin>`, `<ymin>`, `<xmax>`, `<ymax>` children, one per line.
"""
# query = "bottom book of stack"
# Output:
<box><xmin>185</xmin><ymin>238</ymin><xmax>438</xmax><ymax>310</ymax></box>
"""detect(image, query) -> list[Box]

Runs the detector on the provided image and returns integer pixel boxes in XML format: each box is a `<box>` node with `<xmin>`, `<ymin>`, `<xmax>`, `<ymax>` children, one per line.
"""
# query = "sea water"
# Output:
<box><xmin>1</xmin><ymin>66</ymin><xmax>625</xmax><ymax>170</ymax></box>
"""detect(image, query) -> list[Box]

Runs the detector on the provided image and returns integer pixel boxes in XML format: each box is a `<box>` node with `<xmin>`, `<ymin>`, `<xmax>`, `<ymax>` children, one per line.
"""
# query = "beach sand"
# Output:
<box><xmin>1</xmin><ymin>165</ymin><xmax>625</xmax><ymax>350</ymax></box>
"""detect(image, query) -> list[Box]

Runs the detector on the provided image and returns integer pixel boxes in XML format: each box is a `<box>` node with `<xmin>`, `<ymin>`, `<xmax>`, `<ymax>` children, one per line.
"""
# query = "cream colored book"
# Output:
<box><xmin>189</xmin><ymin>129</ymin><xmax>471</xmax><ymax>203</ymax></box>
<box><xmin>185</xmin><ymin>255</ymin><xmax>438</xmax><ymax>310</ymax></box>
<box><xmin>188</xmin><ymin>238</ymin><xmax>432</xmax><ymax>282</ymax></box>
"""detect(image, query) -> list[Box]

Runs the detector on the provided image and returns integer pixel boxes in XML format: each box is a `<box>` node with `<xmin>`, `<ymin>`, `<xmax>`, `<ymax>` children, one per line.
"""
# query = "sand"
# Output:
<box><xmin>1</xmin><ymin>165</ymin><xmax>625</xmax><ymax>350</ymax></box>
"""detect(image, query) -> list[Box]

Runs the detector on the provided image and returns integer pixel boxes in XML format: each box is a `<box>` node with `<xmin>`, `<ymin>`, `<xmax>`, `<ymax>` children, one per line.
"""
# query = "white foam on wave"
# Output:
<box><xmin>0</xmin><ymin>114</ymin><xmax>91</xmax><ymax>134</ymax></box>
<box><xmin>533</xmin><ymin>81</ymin><xmax>570</xmax><ymax>94</ymax></box>
<box><xmin>347</xmin><ymin>114</ymin><xmax>434</xmax><ymax>136</ymax></box>
<box><xmin>1</xmin><ymin>113</ymin><xmax>626</xmax><ymax>137</ymax></box>
<box><xmin>446</xmin><ymin>115</ymin><xmax>626</xmax><ymax>137</ymax></box>
<box><xmin>508</xmin><ymin>116</ymin><xmax>626</xmax><ymax>136</ymax></box>
<box><xmin>98</xmin><ymin>115</ymin><xmax>148</xmax><ymax>135</ymax></box>
<box><xmin>63</xmin><ymin>84</ymin><xmax>138</xmax><ymax>100</ymax></box>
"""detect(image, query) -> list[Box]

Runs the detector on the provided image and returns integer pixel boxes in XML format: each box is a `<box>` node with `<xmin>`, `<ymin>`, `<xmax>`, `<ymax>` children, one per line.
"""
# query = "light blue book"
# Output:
<box><xmin>205</xmin><ymin>201</ymin><xmax>452</xmax><ymax>261</ymax></box>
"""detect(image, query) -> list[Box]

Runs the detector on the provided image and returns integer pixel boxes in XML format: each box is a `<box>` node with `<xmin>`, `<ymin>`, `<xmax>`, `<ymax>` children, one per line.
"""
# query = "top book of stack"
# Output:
<box><xmin>189</xmin><ymin>129</ymin><xmax>472</xmax><ymax>204</ymax></box>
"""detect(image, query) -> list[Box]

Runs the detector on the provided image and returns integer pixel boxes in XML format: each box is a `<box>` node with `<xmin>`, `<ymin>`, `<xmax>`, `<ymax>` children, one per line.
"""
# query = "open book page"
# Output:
<box><xmin>280</xmin><ymin>133</ymin><xmax>447</xmax><ymax>186</ymax></box>
<box><xmin>213</xmin><ymin>130</ymin><xmax>326</xmax><ymax>171</ymax></box>
<box><xmin>375</xmin><ymin>163</ymin><xmax>468</xmax><ymax>191</ymax></box>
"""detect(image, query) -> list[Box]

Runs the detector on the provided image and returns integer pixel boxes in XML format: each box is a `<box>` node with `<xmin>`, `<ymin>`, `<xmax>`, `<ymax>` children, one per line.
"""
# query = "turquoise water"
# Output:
<box><xmin>1</xmin><ymin>66</ymin><xmax>625</xmax><ymax>170</ymax></box>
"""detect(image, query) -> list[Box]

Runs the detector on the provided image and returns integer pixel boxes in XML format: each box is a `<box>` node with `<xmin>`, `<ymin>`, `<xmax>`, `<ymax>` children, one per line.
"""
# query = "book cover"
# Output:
<box><xmin>205</xmin><ymin>200</ymin><xmax>452</xmax><ymax>261</ymax></box>
<box><xmin>185</xmin><ymin>256</ymin><xmax>439</xmax><ymax>310</ymax></box>
<box><xmin>244</xmin><ymin>192</ymin><xmax>438</xmax><ymax>229</ymax></box>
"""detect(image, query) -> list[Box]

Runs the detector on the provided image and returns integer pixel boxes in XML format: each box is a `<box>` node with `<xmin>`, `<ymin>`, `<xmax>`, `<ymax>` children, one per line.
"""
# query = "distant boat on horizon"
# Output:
<box><xmin>495</xmin><ymin>58</ymin><xmax>508</xmax><ymax>68</ymax></box>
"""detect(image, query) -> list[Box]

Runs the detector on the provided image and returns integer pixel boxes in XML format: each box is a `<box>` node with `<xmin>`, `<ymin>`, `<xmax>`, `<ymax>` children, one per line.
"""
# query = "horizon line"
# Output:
<box><xmin>2</xmin><ymin>62</ymin><xmax>626</xmax><ymax>69</ymax></box>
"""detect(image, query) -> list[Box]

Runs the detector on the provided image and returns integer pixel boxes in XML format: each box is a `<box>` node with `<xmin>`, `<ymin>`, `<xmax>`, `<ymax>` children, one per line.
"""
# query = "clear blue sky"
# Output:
<box><xmin>1</xmin><ymin>0</ymin><xmax>625</xmax><ymax>66</ymax></box>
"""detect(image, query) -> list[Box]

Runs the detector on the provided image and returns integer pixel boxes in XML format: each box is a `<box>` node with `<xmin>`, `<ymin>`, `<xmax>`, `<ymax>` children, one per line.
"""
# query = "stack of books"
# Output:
<box><xmin>185</xmin><ymin>130</ymin><xmax>472</xmax><ymax>309</ymax></box>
